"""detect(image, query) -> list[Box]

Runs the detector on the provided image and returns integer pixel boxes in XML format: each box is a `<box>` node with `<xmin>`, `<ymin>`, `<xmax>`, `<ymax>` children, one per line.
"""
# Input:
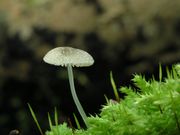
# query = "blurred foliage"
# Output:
<box><xmin>0</xmin><ymin>0</ymin><xmax>180</xmax><ymax>134</ymax></box>
<box><xmin>0</xmin><ymin>0</ymin><xmax>179</xmax><ymax>69</ymax></box>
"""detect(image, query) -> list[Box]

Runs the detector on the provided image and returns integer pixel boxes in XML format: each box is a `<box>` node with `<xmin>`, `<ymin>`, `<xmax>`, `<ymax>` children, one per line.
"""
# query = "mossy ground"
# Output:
<box><xmin>44</xmin><ymin>64</ymin><xmax>180</xmax><ymax>135</ymax></box>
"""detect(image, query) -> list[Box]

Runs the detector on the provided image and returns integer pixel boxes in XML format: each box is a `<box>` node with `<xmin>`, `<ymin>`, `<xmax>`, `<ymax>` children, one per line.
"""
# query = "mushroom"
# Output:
<box><xmin>43</xmin><ymin>47</ymin><xmax>94</xmax><ymax>127</ymax></box>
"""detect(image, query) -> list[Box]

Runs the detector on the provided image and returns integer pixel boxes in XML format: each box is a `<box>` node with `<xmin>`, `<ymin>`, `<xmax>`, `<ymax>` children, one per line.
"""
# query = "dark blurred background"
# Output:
<box><xmin>0</xmin><ymin>0</ymin><xmax>180</xmax><ymax>134</ymax></box>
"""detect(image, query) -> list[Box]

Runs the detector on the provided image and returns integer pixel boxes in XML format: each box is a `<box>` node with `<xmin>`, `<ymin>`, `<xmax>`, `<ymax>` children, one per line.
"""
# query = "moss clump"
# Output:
<box><xmin>46</xmin><ymin>123</ymin><xmax>73</xmax><ymax>135</ymax></box>
<box><xmin>46</xmin><ymin>64</ymin><xmax>180</xmax><ymax>135</ymax></box>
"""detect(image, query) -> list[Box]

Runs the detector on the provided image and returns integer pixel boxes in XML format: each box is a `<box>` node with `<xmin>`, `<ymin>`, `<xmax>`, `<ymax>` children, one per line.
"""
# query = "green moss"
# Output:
<box><xmin>46</xmin><ymin>64</ymin><xmax>180</xmax><ymax>135</ymax></box>
<box><xmin>46</xmin><ymin>123</ymin><xmax>73</xmax><ymax>135</ymax></box>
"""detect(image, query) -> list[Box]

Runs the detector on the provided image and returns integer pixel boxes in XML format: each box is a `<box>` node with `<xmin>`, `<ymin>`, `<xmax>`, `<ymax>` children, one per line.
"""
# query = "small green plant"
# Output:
<box><xmin>29</xmin><ymin>64</ymin><xmax>180</xmax><ymax>135</ymax></box>
<box><xmin>28</xmin><ymin>105</ymin><xmax>62</xmax><ymax>135</ymax></box>
<box><xmin>48</xmin><ymin>64</ymin><xmax>180</xmax><ymax>135</ymax></box>
<box><xmin>28</xmin><ymin>104</ymin><xmax>44</xmax><ymax>135</ymax></box>
<box><xmin>110</xmin><ymin>71</ymin><xmax>120</xmax><ymax>102</ymax></box>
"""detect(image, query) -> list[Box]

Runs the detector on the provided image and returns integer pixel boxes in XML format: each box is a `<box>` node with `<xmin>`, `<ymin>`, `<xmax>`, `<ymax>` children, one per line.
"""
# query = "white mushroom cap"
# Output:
<box><xmin>43</xmin><ymin>47</ymin><xmax>94</xmax><ymax>67</ymax></box>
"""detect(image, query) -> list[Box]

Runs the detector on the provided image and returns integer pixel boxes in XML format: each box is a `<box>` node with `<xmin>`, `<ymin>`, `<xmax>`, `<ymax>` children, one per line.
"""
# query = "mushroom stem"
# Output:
<box><xmin>67</xmin><ymin>64</ymin><xmax>88</xmax><ymax>127</ymax></box>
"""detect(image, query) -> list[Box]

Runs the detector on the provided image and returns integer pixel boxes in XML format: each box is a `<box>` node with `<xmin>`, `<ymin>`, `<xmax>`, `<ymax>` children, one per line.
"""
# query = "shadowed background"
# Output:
<box><xmin>0</xmin><ymin>0</ymin><xmax>180</xmax><ymax>134</ymax></box>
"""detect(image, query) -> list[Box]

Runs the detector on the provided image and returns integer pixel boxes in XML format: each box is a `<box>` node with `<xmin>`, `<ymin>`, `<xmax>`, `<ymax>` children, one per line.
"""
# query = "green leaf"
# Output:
<box><xmin>73</xmin><ymin>113</ymin><xmax>81</xmax><ymax>129</ymax></box>
<box><xmin>110</xmin><ymin>71</ymin><xmax>120</xmax><ymax>102</ymax></box>
<box><xmin>28</xmin><ymin>103</ymin><xmax>44</xmax><ymax>135</ymax></box>
<box><xmin>48</xmin><ymin>112</ymin><xmax>53</xmax><ymax>130</ymax></box>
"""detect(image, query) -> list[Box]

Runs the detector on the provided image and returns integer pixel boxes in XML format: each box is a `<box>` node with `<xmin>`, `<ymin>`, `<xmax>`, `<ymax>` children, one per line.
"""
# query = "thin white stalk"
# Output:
<box><xmin>67</xmin><ymin>64</ymin><xmax>88</xmax><ymax>127</ymax></box>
